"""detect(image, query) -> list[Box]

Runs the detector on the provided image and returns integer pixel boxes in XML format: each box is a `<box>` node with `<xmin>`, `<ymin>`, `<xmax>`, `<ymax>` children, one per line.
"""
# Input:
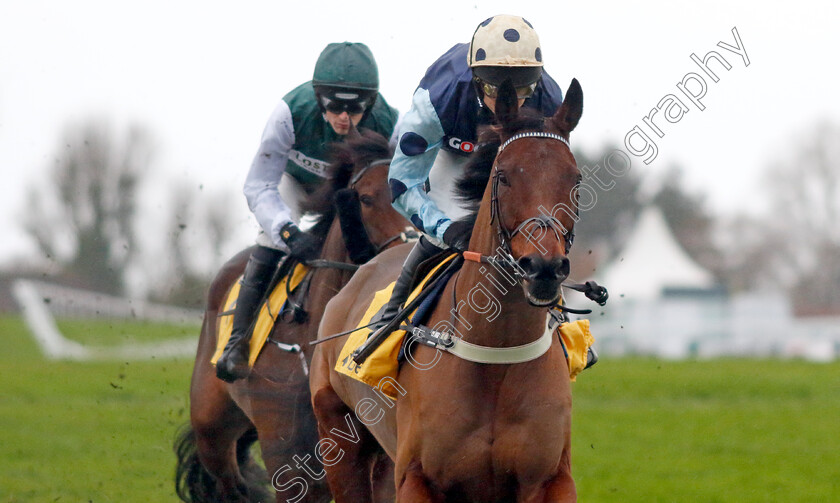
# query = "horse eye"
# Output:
<box><xmin>359</xmin><ymin>194</ymin><xmax>374</xmax><ymax>206</ymax></box>
<box><xmin>497</xmin><ymin>171</ymin><xmax>510</xmax><ymax>186</ymax></box>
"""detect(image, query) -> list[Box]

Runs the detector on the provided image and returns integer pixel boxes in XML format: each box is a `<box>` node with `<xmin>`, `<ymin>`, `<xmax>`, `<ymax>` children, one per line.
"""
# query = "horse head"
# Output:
<box><xmin>467</xmin><ymin>78</ymin><xmax>584</xmax><ymax>307</ymax></box>
<box><xmin>302</xmin><ymin>129</ymin><xmax>414</xmax><ymax>264</ymax></box>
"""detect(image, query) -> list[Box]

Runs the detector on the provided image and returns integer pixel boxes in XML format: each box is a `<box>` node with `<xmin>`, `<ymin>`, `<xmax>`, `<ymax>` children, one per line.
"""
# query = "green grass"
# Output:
<box><xmin>56</xmin><ymin>318</ymin><xmax>199</xmax><ymax>346</ymax></box>
<box><xmin>2</xmin><ymin>314</ymin><xmax>839</xmax><ymax>501</ymax></box>
<box><xmin>1</xmin><ymin>315</ymin><xmax>196</xmax><ymax>502</ymax></box>
<box><xmin>571</xmin><ymin>359</ymin><xmax>840</xmax><ymax>502</ymax></box>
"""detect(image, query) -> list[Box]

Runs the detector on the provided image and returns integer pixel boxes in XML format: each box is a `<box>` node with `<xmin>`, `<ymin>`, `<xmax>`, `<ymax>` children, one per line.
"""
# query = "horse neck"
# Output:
<box><xmin>454</xmin><ymin>194</ymin><xmax>547</xmax><ymax>346</ymax></box>
<box><xmin>320</xmin><ymin>217</ymin><xmax>351</xmax><ymax>264</ymax></box>
<box><xmin>308</xmin><ymin>218</ymin><xmax>354</xmax><ymax>302</ymax></box>
<box><xmin>273</xmin><ymin>217</ymin><xmax>350</xmax><ymax>349</ymax></box>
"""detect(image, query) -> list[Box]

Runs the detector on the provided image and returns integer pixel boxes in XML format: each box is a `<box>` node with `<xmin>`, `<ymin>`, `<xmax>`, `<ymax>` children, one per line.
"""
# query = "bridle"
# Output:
<box><xmin>348</xmin><ymin>158</ymin><xmax>390</xmax><ymax>187</ymax></box>
<box><xmin>317</xmin><ymin>134</ymin><xmax>606</xmax><ymax>363</ymax></box>
<box><xmin>305</xmin><ymin>157</ymin><xmax>418</xmax><ymax>272</ymax></box>
<box><xmin>397</xmin><ymin>130</ymin><xmax>595</xmax><ymax>365</ymax></box>
<box><xmin>273</xmin><ymin>156</ymin><xmax>418</xmax><ymax>360</ymax></box>
<box><xmin>375</xmin><ymin>228</ymin><xmax>421</xmax><ymax>253</ymax></box>
<box><xmin>346</xmin><ymin>158</ymin><xmax>418</xmax><ymax>257</ymax></box>
<box><xmin>475</xmin><ymin>131</ymin><xmax>577</xmax><ymax>273</ymax></box>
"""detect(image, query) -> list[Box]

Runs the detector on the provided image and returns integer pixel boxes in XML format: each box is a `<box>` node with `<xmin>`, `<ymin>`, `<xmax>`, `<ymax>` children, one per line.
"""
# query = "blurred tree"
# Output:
<box><xmin>763</xmin><ymin>121</ymin><xmax>840</xmax><ymax>315</ymax></box>
<box><xmin>715</xmin><ymin>214</ymin><xmax>776</xmax><ymax>293</ymax></box>
<box><xmin>652</xmin><ymin>167</ymin><xmax>722</xmax><ymax>278</ymax></box>
<box><xmin>24</xmin><ymin>120</ymin><xmax>153</xmax><ymax>295</ymax></box>
<box><xmin>568</xmin><ymin>148</ymin><xmax>723</xmax><ymax>284</ymax></box>
<box><xmin>150</xmin><ymin>183</ymin><xmax>238</xmax><ymax>308</ymax></box>
<box><xmin>571</xmin><ymin>146</ymin><xmax>644</xmax><ymax>258</ymax></box>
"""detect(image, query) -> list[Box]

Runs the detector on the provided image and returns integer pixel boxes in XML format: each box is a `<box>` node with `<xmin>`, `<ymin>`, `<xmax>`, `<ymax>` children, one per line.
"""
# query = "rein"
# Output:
<box><xmin>375</xmin><ymin>228</ymin><xmax>421</xmax><ymax>253</ymax></box>
<box><xmin>274</xmin><ymin>157</ymin><xmax>418</xmax><ymax>358</ymax></box>
<box><xmin>315</xmin><ymin>131</ymin><xmax>607</xmax><ymax>365</ymax></box>
<box><xmin>305</xmin><ymin>158</ymin><xmax>417</xmax><ymax>272</ymax></box>
<box><xmin>411</xmin><ymin>130</ymin><xmax>596</xmax><ymax>365</ymax></box>
<box><xmin>304</xmin><ymin>259</ymin><xmax>361</xmax><ymax>271</ymax></box>
<box><xmin>304</xmin><ymin>226</ymin><xmax>418</xmax><ymax>271</ymax></box>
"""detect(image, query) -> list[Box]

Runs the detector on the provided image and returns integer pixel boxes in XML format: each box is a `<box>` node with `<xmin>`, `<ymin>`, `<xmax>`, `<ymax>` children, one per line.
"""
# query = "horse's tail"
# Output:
<box><xmin>174</xmin><ymin>423</ymin><xmax>271</xmax><ymax>503</ymax></box>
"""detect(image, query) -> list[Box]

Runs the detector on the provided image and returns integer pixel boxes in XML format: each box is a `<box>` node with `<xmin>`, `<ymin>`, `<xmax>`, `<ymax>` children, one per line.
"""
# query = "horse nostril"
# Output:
<box><xmin>553</xmin><ymin>257</ymin><xmax>570</xmax><ymax>279</ymax></box>
<box><xmin>517</xmin><ymin>256</ymin><xmax>534</xmax><ymax>276</ymax></box>
<box><xmin>518</xmin><ymin>255</ymin><xmax>570</xmax><ymax>281</ymax></box>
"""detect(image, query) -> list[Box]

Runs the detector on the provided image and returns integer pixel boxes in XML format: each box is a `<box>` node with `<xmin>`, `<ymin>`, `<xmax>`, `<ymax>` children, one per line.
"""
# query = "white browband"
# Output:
<box><xmin>498</xmin><ymin>131</ymin><xmax>569</xmax><ymax>153</ymax></box>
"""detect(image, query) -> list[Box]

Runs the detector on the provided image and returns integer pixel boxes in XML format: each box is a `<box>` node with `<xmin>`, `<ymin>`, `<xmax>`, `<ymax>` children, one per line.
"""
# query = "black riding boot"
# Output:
<box><xmin>216</xmin><ymin>246</ymin><xmax>285</xmax><ymax>383</ymax></box>
<box><xmin>370</xmin><ymin>236</ymin><xmax>444</xmax><ymax>333</ymax></box>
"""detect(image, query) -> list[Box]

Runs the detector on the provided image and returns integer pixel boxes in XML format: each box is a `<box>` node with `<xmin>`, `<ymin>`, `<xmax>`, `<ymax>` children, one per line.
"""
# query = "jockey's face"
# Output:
<box><xmin>476</xmin><ymin>75</ymin><xmax>535</xmax><ymax>114</ymax></box>
<box><xmin>482</xmin><ymin>96</ymin><xmax>527</xmax><ymax>114</ymax></box>
<box><xmin>324</xmin><ymin>110</ymin><xmax>364</xmax><ymax>135</ymax></box>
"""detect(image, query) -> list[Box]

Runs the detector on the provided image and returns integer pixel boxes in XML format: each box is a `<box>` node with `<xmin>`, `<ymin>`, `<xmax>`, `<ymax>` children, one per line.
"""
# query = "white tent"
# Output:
<box><xmin>599</xmin><ymin>206</ymin><xmax>715</xmax><ymax>300</ymax></box>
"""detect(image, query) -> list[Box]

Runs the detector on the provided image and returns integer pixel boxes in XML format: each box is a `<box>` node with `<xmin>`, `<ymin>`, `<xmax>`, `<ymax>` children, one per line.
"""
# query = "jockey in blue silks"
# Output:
<box><xmin>370</xmin><ymin>15</ymin><xmax>564</xmax><ymax>338</ymax></box>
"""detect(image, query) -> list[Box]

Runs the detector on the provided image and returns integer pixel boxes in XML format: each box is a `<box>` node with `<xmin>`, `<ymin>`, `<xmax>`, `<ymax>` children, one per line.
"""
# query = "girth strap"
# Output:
<box><xmin>404</xmin><ymin>311</ymin><xmax>560</xmax><ymax>365</ymax></box>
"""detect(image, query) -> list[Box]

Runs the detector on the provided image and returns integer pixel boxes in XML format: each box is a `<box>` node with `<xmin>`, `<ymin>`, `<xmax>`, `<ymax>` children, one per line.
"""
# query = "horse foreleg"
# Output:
<box><xmin>312</xmin><ymin>385</ymin><xmax>381</xmax><ymax>503</ymax></box>
<box><xmin>191</xmin><ymin>387</ymin><xmax>254</xmax><ymax>501</ymax></box>
<box><xmin>516</xmin><ymin>474</ymin><xmax>575</xmax><ymax>503</ymax></box>
<box><xmin>248</xmin><ymin>381</ymin><xmax>332</xmax><ymax>503</ymax></box>
<box><xmin>541</xmin><ymin>476</ymin><xmax>576</xmax><ymax>503</ymax></box>
<box><xmin>371</xmin><ymin>449</ymin><xmax>396</xmax><ymax>503</ymax></box>
<box><xmin>190</xmin><ymin>311</ymin><xmax>256</xmax><ymax>501</ymax></box>
<box><xmin>517</xmin><ymin>463</ymin><xmax>576</xmax><ymax>503</ymax></box>
<box><xmin>395</xmin><ymin>468</ymin><xmax>445</xmax><ymax>503</ymax></box>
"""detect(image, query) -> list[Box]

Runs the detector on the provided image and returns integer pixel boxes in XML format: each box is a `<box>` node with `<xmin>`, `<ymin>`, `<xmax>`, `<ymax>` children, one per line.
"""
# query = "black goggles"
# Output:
<box><xmin>320</xmin><ymin>96</ymin><xmax>369</xmax><ymax>115</ymax></box>
<box><xmin>479</xmin><ymin>80</ymin><xmax>537</xmax><ymax>100</ymax></box>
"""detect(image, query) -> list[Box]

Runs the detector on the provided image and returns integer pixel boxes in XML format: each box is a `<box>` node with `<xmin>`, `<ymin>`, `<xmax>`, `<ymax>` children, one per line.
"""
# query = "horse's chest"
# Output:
<box><xmin>421</xmin><ymin>373</ymin><xmax>571</xmax><ymax>490</ymax></box>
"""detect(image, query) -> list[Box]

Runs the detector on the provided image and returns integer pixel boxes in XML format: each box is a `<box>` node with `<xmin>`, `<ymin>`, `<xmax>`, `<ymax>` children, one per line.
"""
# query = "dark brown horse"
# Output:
<box><xmin>310</xmin><ymin>79</ymin><xmax>585</xmax><ymax>502</ymax></box>
<box><xmin>176</xmin><ymin>131</ymin><xmax>414</xmax><ymax>502</ymax></box>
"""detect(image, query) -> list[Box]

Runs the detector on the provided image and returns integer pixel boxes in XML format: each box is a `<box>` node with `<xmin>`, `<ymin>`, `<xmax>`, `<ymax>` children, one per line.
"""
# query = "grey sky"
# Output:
<box><xmin>1</xmin><ymin>0</ymin><xmax>838</xmax><ymax>264</ymax></box>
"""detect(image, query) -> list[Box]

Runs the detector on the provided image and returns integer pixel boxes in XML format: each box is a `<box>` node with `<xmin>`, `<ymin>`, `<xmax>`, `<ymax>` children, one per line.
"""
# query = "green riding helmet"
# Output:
<box><xmin>312</xmin><ymin>42</ymin><xmax>379</xmax><ymax>115</ymax></box>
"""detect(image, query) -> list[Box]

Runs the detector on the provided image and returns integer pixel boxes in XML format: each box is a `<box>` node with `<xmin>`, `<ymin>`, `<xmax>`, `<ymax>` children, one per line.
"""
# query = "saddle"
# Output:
<box><xmin>210</xmin><ymin>261</ymin><xmax>311</xmax><ymax>368</ymax></box>
<box><xmin>335</xmin><ymin>253</ymin><xmax>459</xmax><ymax>398</ymax></box>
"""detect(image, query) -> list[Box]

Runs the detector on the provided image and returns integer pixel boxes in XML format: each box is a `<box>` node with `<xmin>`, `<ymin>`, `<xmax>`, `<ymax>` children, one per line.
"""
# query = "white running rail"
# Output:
<box><xmin>12</xmin><ymin>279</ymin><xmax>201</xmax><ymax>361</ymax></box>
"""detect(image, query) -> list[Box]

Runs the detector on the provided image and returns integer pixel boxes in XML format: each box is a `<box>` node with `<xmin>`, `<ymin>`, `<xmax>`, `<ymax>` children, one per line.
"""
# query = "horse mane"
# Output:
<box><xmin>299</xmin><ymin>129</ymin><xmax>393</xmax><ymax>241</ymax></box>
<box><xmin>452</xmin><ymin>109</ymin><xmax>546</xmax><ymax>244</ymax></box>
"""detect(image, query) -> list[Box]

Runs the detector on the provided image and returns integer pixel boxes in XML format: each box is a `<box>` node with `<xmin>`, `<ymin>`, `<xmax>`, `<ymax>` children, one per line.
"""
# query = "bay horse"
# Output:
<box><xmin>310</xmin><ymin>79</ymin><xmax>585</xmax><ymax>502</ymax></box>
<box><xmin>176</xmin><ymin>130</ymin><xmax>413</xmax><ymax>502</ymax></box>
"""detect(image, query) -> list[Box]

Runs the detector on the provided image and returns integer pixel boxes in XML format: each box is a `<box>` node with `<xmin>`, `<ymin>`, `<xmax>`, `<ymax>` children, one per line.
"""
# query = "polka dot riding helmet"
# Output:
<box><xmin>468</xmin><ymin>15</ymin><xmax>543</xmax><ymax>89</ymax></box>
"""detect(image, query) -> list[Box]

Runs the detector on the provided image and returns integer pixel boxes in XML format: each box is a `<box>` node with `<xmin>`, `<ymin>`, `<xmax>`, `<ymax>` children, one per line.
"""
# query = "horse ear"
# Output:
<box><xmin>346</xmin><ymin>121</ymin><xmax>362</xmax><ymax>140</ymax></box>
<box><xmin>550</xmin><ymin>78</ymin><xmax>583</xmax><ymax>135</ymax></box>
<box><xmin>494</xmin><ymin>79</ymin><xmax>519</xmax><ymax>127</ymax></box>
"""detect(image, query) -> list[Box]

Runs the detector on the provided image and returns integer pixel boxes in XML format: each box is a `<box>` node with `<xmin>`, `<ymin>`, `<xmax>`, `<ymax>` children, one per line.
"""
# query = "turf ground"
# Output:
<box><xmin>1</xmin><ymin>314</ymin><xmax>838</xmax><ymax>502</ymax></box>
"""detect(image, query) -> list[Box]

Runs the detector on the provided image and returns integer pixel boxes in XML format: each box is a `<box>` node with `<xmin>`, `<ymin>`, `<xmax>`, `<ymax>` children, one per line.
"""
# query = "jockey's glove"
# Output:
<box><xmin>442</xmin><ymin>219</ymin><xmax>473</xmax><ymax>251</ymax></box>
<box><xmin>280</xmin><ymin>222</ymin><xmax>321</xmax><ymax>262</ymax></box>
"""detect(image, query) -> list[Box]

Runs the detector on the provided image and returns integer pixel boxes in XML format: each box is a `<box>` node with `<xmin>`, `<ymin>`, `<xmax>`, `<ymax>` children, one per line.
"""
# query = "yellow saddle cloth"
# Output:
<box><xmin>211</xmin><ymin>263</ymin><xmax>309</xmax><ymax>368</ymax></box>
<box><xmin>335</xmin><ymin>255</ymin><xmax>457</xmax><ymax>399</ymax></box>
<box><xmin>561</xmin><ymin>319</ymin><xmax>594</xmax><ymax>381</ymax></box>
<box><xmin>334</xmin><ymin>256</ymin><xmax>595</xmax><ymax>400</ymax></box>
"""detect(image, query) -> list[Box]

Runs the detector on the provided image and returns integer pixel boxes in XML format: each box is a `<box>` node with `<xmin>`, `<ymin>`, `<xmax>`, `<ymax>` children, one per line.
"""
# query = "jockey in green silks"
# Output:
<box><xmin>216</xmin><ymin>42</ymin><xmax>399</xmax><ymax>383</ymax></box>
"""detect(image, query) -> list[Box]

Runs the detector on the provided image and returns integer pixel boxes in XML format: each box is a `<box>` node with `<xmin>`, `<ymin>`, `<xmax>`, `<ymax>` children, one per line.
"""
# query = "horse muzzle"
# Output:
<box><xmin>517</xmin><ymin>254</ymin><xmax>569</xmax><ymax>307</ymax></box>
